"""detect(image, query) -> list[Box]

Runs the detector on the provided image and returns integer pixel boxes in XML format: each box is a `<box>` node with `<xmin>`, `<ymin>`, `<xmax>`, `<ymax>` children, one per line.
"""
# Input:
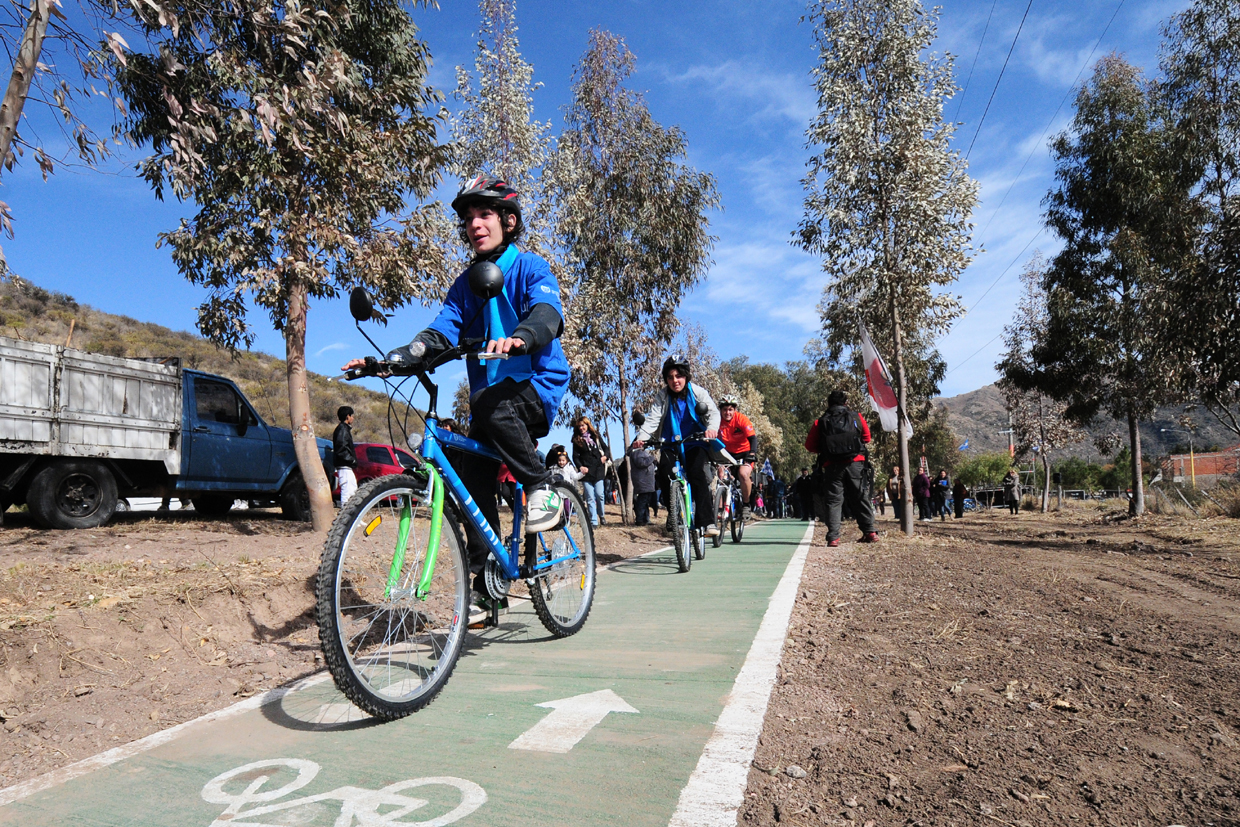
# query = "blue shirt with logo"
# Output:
<box><xmin>428</xmin><ymin>245</ymin><xmax>570</xmax><ymax>428</ymax></box>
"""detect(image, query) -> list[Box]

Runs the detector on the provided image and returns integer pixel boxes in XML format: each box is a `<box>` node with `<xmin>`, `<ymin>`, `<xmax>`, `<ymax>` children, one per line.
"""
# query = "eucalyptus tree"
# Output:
<box><xmin>1161</xmin><ymin>0</ymin><xmax>1240</xmax><ymax>436</ymax></box>
<box><xmin>548</xmin><ymin>28</ymin><xmax>719</xmax><ymax>448</ymax></box>
<box><xmin>449</xmin><ymin>0</ymin><xmax>555</xmax><ymax>264</ymax></box>
<box><xmin>996</xmin><ymin>254</ymin><xmax>1082</xmax><ymax>511</ymax></box>
<box><xmin>796</xmin><ymin>0</ymin><xmax>978</xmax><ymax>535</ymax></box>
<box><xmin>1031</xmin><ymin>56</ymin><xmax>1198</xmax><ymax>517</ymax></box>
<box><xmin>112</xmin><ymin>0</ymin><xmax>450</xmax><ymax>530</ymax></box>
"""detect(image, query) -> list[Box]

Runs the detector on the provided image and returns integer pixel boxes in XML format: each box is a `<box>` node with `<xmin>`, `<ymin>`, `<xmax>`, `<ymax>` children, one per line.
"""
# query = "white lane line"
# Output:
<box><xmin>667</xmin><ymin>521</ymin><xmax>814</xmax><ymax>827</ymax></box>
<box><xmin>0</xmin><ymin>673</ymin><xmax>331</xmax><ymax>807</ymax></box>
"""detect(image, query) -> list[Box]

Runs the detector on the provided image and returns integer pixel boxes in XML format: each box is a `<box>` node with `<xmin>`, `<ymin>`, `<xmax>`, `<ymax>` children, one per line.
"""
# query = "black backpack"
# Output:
<box><xmin>816</xmin><ymin>405</ymin><xmax>864</xmax><ymax>461</ymax></box>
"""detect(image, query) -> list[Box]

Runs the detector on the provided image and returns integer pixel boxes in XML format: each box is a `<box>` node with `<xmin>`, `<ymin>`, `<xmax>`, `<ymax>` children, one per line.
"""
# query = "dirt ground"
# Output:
<box><xmin>741</xmin><ymin>503</ymin><xmax>1240</xmax><ymax>827</ymax></box>
<box><xmin>0</xmin><ymin>502</ymin><xmax>662</xmax><ymax>789</ymax></box>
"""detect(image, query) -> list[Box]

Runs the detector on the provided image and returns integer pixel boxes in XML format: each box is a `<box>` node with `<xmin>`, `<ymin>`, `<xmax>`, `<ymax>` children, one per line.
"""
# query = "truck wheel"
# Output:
<box><xmin>192</xmin><ymin>496</ymin><xmax>235</xmax><ymax>516</ymax></box>
<box><xmin>27</xmin><ymin>460</ymin><xmax>119</xmax><ymax>530</ymax></box>
<box><xmin>280</xmin><ymin>475</ymin><xmax>311</xmax><ymax>522</ymax></box>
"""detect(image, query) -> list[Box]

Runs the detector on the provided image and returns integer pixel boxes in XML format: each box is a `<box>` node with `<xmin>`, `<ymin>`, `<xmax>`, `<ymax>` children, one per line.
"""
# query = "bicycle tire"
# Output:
<box><xmin>694</xmin><ymin>525</ymin><xmax>706</xmax><ymax>560</ymax></box>
<box><xmin>670</xmin><ymin>479</ymin><xmax>691</xmax><ymax>572</ymax></box>
<box><xmin>529</xmin><ymin>483</ymin><xmax>596</xmax><ymax>638</ymax></box>
<box><xmin>712</xmin><ymin>486</ymin><xmax>726</xmax><ymax>548</ymax></box>
<box><xmin>316</xmin><ymin>474</ymin><xmax>469</xmax><ymax>720</ymax></box>
<box><xmin>731</xmin><ymin>486</ymin><xmax>745</xmax><ymax>543</ymax></box>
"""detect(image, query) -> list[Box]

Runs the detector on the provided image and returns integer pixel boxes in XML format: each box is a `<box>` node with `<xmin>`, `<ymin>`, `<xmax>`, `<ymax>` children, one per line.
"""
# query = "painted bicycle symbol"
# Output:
<box><xmin>201</xmin><ymin>758</ymin><xmax>486</xmax><ymax>826</ymax></box>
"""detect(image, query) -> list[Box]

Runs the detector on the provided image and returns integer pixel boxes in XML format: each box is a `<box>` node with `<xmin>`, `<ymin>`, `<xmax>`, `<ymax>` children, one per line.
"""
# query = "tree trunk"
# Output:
<box><xmin>617</xmin><ymin>353</ymin><xmax>633</xmax><ymax>523</ymax></box>
<box><xmin>0</xmin><ymin>0</ymin><xmax>50</xmax><ymax>172</ymax></box>
<box><xmin>890</xmin><ymin>294</ymin><xmax>914</xmax><ymax>536</ymax></box>
<box><xmin>285</xmin><ymin>280</ymin><xmax>334</xmax><ymax>532</ymax></box>
<box><xmin>1041</xmin><ymin>451</ymin><xmax>1050</xmax><ymax>513</ymax></box>
<box><xmin>1128</xmin><ymin>409</ymin><xmax>1145</xmax><ymax>517</ymax></box>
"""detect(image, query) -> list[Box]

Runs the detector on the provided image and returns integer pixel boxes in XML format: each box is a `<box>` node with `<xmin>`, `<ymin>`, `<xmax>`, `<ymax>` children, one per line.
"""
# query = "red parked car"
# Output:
<box><xmin>333</xmin><ymin>443</ymin><xmax>418</xmax><ymax>499</ymax></box>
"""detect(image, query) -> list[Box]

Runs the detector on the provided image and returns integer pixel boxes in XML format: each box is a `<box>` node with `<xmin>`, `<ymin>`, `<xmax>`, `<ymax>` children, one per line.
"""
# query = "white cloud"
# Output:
<box><xmin>660</xmin><ymin>59</ymin><xmax>816</xmax><ymax>131</ymax></box>
<box><xmin>314</xmin><ymin>342</ymin><xmax>349</xmax><ymax>358</ymax></box>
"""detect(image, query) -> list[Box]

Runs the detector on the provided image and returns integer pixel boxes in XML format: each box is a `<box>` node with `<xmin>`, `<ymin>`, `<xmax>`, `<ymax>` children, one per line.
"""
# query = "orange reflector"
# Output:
<box><xmin>364</xmin><ymin>515</ymin><xmax>382</xmax><ymax>536</ymax></box>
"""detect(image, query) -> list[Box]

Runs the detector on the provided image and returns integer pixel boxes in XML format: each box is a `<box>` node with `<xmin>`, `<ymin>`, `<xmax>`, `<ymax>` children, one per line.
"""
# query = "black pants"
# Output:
<box><xmin>824</xmin><ymin>461</ymin><xmax>875</xmax><ymax>541</ymax></box>
<box><xmin>954</xmin><ymin>497</ymin><xmax>964</xmax><ymax>519</ymax></box>
<box><xmin>916</xmin><ymin>495</ymin><xmax>931</xmax><ymax>520</ymax></box>
<box><xmin>932</xmin><ymin>492</ymin><xmax>946</xmax><ymax>520</ymax></box>
<box><xmin>657</xmin><ymin>446</ymin><xmax>714</xmax><ymax>529</ymax></box>
<box><xmin>634</xmin><ymin>491</ymin><xmax>655</xmax><ymax>525</ymax></box>
<box><xmin>1007</xmin><ymin>493</ymin><xmax>1020</xmax><ymax>515</ymax></box>
<box><xmin>456</xmin><ymin>379</ymin><xmax>551</xmax><ymax>575</ymax></box>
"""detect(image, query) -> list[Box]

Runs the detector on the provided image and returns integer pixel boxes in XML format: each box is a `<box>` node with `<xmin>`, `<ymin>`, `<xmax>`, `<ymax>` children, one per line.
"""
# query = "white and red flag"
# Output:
<box><xmin>858</xmin><ymin>321</ymin><xmax>912</xmax><ymax>437</ymax></box>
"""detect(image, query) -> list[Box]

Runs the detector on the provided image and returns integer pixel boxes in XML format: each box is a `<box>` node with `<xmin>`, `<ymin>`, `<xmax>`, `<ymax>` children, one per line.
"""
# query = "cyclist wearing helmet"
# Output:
<box><xmin>717</xmin><ymin>394</ymin><xmax>758</xmax><ymax>512</ymax></box>
<box><xmin>633</xmin><ymin>355</ymin><xmax>721</xmax><ymax>537</ymax></box>
<box><xmin>353</xmin><ymin>175</ymin><xmax>569</xmax><ymax>603</ymax></box>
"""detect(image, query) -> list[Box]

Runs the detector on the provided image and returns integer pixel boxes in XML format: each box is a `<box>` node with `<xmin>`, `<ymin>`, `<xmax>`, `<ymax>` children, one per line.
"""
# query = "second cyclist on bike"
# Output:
<box><xmin>717</xmin><ymin>394</ymin><xmax>758</xmax><ymax>518</ymax></box>
<box><xmin>633</xmin><ymin>355</ymin><xmax>721</xmax><ymax>537</ymax></box>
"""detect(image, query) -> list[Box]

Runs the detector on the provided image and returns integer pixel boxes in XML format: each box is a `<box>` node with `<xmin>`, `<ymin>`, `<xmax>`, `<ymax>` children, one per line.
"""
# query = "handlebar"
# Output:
<box><xmin>336</xmin><ymin>337</ymin><xmax>518</xmax><ymax>381</ymax></box>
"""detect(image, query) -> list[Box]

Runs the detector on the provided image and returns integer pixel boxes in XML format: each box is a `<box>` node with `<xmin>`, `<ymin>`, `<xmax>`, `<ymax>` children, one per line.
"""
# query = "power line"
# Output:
<box><xmin>964</xmin><ymin>0</ymin><xmax>1035</xmax><ymax>161</ymax></box>
<box><xmin>946</xmin><ymin>332</ymin><xmax>1004</xmax><ymax>376</ymax></box>
<box><xmin>976</xmin><ymin>0</ymin><xmax>1127</xmax><ymax>240</ymax></box>
<box><xmin>964</xmin><ymin>227</ymin><xmax>1044</xmax><ymax>318</ymax></box>
<box><xmin>952</xmin><ymin>0</ymin><xmax>999</xmax><ymax>123</ymax></box>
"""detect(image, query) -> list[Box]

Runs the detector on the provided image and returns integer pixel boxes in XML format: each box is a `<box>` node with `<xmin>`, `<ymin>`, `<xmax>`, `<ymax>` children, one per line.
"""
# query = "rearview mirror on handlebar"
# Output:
<box><xmin>349</xmin><ymin>287</ymin><xmax>376</xmax><ymax>322</ymax></box>
<box><xmin>467</xmin><ymin>261</ymin><xmax>504</xmax><ymax>299</ymax></box>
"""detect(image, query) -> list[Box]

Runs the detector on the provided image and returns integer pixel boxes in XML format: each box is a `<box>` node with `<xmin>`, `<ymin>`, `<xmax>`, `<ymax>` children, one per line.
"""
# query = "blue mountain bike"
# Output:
<box><xmin>647</xmin><ymin>436</ymin><xmax>730</xmax><ymax>571</ymax></box>
<box><xmin>315</xmin><ymin>282</ymin><xmax>595</xmax><ymax>720</ymax></box>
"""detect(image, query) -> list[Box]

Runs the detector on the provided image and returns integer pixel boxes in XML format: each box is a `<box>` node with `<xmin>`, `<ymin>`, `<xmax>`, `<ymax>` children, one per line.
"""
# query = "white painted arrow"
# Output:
<box><xmin>507</xmin><ymin>689</ymin><xmax>639</xmax><ymax>754</ymax></box>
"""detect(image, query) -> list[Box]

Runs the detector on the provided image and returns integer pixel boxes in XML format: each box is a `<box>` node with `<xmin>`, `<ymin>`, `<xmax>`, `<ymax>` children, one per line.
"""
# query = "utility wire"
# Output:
<box><xmin>952</xmin><ymin>0</ymin><xmax>999</xmax><ymax>123</ymax></box>
<box><xmin>947</xmin><ymin>332</ymin><xmax>1004</xmax><ymax>375</ymax></box>
<box><xmin>964</xmin><ymin>0</ymin><xmax>1036</xmax><ymax>161</ymax></box>
<box><xmin>976</xmin><ymin>0</ymin><xmax>1127</xmax><ymax>240</ymax></box>
<box><xmin>965</xmin><ymin>227</ymin><xmax>1044</xmax><ymax>318</ymax></box>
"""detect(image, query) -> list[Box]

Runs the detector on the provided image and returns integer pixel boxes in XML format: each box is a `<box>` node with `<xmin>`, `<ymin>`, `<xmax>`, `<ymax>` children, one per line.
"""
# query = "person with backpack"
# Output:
<box><xmin>804</xmin><ymin>390</ymin><xmax>878</xmax><ymax>547</ymax></box>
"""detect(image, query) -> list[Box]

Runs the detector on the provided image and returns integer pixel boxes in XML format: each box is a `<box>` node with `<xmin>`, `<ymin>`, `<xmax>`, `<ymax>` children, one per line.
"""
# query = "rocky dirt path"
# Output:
<box><xmin>742</xmin><ymin>506</ymin><xmax>1240</xmax><ymax>827</ymax></box>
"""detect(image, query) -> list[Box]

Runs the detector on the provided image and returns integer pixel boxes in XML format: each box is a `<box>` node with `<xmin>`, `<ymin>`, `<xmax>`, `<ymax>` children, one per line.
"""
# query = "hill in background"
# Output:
<box><xmin>936</xmin><ymin>384</ymin><xmax>1237</xmax><ymax>460</ymax></box>
<box><xmin>0</xmin><ymin>277</ymin><xmax>419</xmax><ymax>447</ymax></box>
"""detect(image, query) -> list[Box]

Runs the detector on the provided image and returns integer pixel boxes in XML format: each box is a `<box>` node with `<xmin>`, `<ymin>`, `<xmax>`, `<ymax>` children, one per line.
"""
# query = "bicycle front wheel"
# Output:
<box><xmin>670</xmin><ymin>479</ymin><xmax>691</xmax><ymax>572</ymax></box>
<box><xmin>529</xmin><ymin>483</ymin><xmax>596</xmax><ymax>637</ymax></box>
<box><xmin>316</xmin><ymin>475</ymin><xmax>469</xmax><ymax>720</ymax></box>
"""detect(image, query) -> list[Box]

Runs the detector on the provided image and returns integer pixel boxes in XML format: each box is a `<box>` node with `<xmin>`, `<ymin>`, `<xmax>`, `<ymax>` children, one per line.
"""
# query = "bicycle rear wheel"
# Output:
<box><xmin>670</xmin><ymin>479</ymin><xmax>691</xmax><ymax>572</ymax></box>
<box><xmin>316</xmin><ymin>475</ymin><xmax>469</xmax><ymax>720</ymax></box>
<box><xmin>529</xmin><ymin>484</ymin><xmax>596</xmax><ymax>637</ymax></box>
<box><xmin>731</xmin><ymin>487</ymin><xmax>745</xmax><ymax>543</ymax></box>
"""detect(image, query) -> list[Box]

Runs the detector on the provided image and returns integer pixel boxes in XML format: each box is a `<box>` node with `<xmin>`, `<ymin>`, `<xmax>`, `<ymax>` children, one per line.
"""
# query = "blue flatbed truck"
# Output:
<box><xmin>0</xmin><ymin>337</ymin><xmax>332</xmax><ymax>529</ymax></box>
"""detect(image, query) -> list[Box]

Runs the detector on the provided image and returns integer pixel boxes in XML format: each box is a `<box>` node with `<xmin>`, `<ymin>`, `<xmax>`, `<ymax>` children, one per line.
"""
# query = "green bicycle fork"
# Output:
<box><xmin>382</xmin><ymin>467</ymin><xmax>445</xmax><ymax>601</ymax></box>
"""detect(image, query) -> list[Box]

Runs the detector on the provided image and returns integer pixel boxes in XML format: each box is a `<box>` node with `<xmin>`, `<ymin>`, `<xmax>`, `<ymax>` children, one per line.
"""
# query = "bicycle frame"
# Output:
<box><xmin>416</xmin><ymin>415</ymin><xmax>582</xmax><ymax>583</ymax></box>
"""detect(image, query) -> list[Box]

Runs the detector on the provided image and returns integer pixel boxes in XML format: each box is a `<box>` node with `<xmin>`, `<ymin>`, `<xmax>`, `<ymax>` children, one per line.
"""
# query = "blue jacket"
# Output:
<box><xmin>428</xmin><ymin>245</ymin><xmax>570</xmax><ymax>428</ymax></box>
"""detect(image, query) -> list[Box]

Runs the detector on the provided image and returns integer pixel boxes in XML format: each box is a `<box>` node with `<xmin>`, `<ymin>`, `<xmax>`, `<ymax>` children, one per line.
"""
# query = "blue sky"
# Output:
<box><xmin>1</xmin><ymin>0</ymin><xmax>1187</xmax><ymax>448</ymax></box>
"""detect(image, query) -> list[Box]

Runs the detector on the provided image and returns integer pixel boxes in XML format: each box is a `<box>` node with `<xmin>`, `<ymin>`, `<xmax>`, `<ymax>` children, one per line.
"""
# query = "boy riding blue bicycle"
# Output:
<box><xmin>343</xmin><ymin>175</ymin><xmax>568</xmax><ymax>604</ymax></box>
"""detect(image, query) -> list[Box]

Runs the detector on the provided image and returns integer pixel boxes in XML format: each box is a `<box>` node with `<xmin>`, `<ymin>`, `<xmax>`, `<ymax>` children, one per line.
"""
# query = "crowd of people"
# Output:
<box><xmin>334</xmin><ymin>174</ymin><xmax>1043</xmax><ymax>611</ymax></box>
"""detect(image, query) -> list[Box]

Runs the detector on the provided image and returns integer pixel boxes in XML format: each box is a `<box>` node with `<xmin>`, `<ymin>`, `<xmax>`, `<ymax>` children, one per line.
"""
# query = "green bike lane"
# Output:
<box><xmin>0</xmin><ymin>519</ymin><xmax>812</xmax><ymax>827</ymax></box>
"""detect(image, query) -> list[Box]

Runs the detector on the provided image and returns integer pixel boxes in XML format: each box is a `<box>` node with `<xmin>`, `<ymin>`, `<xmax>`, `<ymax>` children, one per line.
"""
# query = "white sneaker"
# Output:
<box><xmin>525</xmin><ymin>485</ymin><xmax>564</xmax><ymax>534</ymax></box>
<box><xmin>705</xmin><ymin>524</ymin><xmax>720</xmax><ymax>537</ymax></box>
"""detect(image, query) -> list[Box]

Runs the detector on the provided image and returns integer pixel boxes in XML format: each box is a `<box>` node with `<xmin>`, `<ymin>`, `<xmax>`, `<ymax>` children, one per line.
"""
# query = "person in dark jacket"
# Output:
<box><xmin>628</xmin><ymin>441</ymin><xmax>657</xmax><ymax>526</ymax></box>
<box><xmin>913</xmin><ymin>469</ymin><xmax>932</xmax><ymax>521</ymax></box>
<box><xmin>571</xmin><ymin>416</ymin><xmax>611</xmax><ymax>527</ymax></box>
<box><xmin>952</xmin><ymin>478</ymin><xmax>969</xmax><ymax>519</ymax></box>
<box><xmin>1002</xmin><ymin>468</ymin><xmax>1022</xmax><ymax>514</ymax></box>
<box><xmin>333</xmin><ymin>406</ymin><xmax>358</xmax><ymax>505</ymax></box>
<box><xmin>792</xmin><ymin>468</ymin><xmax>812</xmax><ymax>520</ymax></box>
<box><xmin>932</xmin><ymin>469</ymin><xmax>951</xmax><ymax>521</ymax></box>
<box><xmin>805</xmin><ymin>390</ymin><xmax>877</xmax><ymax>546</ymax></box>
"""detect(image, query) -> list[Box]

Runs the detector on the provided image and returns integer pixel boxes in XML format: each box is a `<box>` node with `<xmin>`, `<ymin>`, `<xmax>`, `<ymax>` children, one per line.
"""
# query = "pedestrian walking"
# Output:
<box><xmin>572</xmin><ymin>416</ymin><xmax>611</xmax><ymax>528</ymax></box>
<box><xmin>333</xmin><ymin>406</ymin><xmax>358</xmax><ymax>505</ymax></box>
<box><xmin>913</xmin><ymin>468</ymin><xmax>932</xmax><ymax>521</ymax></box>
<box><xmin>886</xmin><ymin>465</ymin><xmax>903</xmax><ymax>522</ymax></box>
<box><xmin>932</xmin><ymin>469</ymin><xmax>950</xmax><ymax>521</ymax></box>
<box><xmin>952</xmin><ymin>478</ymin><xmax>968</xmax><ymax>519</ymax></box>
<box><xmin>1003</xmin><ymin>467</ymin><xmax>1022</xmax><ymax>515</ymax></box>
<box><xmin>792</xmin><ymin>468</ymin><xmax>812</xmax><ymax>521</ymax></box>
<box><xmin>805</xmin><ymin>390</ymin><xmax>877</xmax><ymax>547</ymax></box>
<box><xmin>628</xmin><ymin>440</ymin><xmax>656</xmax><ymax>526</ymax></box>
